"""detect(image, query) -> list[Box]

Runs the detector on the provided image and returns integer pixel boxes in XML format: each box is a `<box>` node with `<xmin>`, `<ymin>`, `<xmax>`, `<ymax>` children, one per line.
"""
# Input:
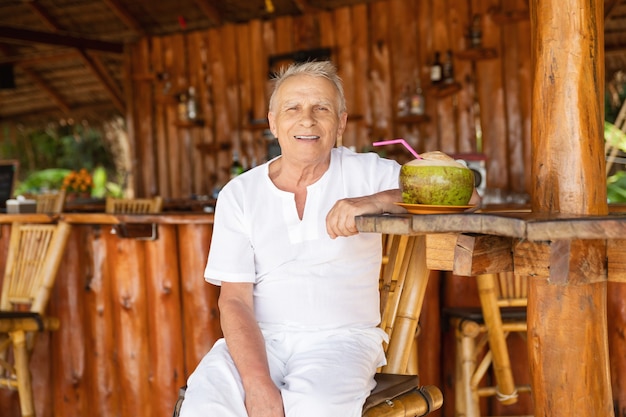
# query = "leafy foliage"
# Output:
<box><xmin>2</xmin><ymin>121</ymin><xmax>121</xmax><ymax>196</ymax></box>
<box><xmin>605</xmin><ymin>121</ymin><xmax>626</xmax><ymax>203</ymax></box>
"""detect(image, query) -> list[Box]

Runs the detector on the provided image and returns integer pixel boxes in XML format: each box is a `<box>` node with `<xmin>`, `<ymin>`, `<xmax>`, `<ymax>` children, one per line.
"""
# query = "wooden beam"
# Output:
<box><xmin>24</xmin><ymin>0</ymin><xmax>62</xmax><ymax>31</ymax></box>
<box><xmin>0</xmin><ymin>100</ymin><xmax>121</xmax><ymax>121</ymax></box>
<box><xmin>192</xmin><ymin>0</ymin><xmax>222</xmax><ymax>26</ymax></box>
<box><xmin>20</xmin><ymin>67</ymin><xmax>72</xmax><ymax>114</ymax></box>
<box><xmin>0</xmin><ymin>43</ymin><xmax>72</xmax><ymax>115</ymax></box>
<box><xmin>453</xmin><ymin>234</ymin><xmax>514</xmax><ymax>276</ymax></box>
<box><xmin>605</xmin><ymin>0</ymin><xmax>620</xmax><ymax>20</ymax></box>
<box><xmin>77</xmin><ymin>50</ymin><xmax>125</xmax><ymax>113</ymax></box>
<box><xmin>0</xmin><ymin>26</ymin><xmax>124</xmax><ymax>54</ymax></box>
<box><xmin>0</xmin><ymin>48</ymin><xmax>79</xmax><ymax>66</ymax></box>
<box><xmin>102</xmin><ymin>0</ymin><xmax>145</xmax><ymax>36</ymax></box>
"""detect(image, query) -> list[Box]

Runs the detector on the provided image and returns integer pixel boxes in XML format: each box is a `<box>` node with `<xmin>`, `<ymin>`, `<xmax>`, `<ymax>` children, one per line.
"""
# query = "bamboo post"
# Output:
<box><xmin>529</xmin><ymin>1</ymin><xmax>614</xmax><ymax>416</ymax></box>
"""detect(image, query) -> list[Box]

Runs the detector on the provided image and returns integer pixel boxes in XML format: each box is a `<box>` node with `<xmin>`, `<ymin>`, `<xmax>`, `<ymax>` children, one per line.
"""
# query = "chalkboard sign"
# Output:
<box><xmin>0</xmin><ymin>160</ymin><xmax>18</xmax><ymax>210</ymax></box>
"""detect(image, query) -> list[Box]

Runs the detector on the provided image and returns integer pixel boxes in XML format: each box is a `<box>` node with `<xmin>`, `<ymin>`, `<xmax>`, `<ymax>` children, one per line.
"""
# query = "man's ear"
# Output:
<box><xmin>337</xmin><ymin>112</ymin><xmax>348</xmax><ymax>137</ymax></box>
<box><xmin>268</xmin><ymin>112</ymin><xmax>277</xmax><ymax>137</ymax></box>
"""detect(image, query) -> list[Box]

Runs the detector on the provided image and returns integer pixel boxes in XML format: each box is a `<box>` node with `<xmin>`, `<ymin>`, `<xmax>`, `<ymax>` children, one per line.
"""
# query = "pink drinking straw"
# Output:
<box><xmin>372</xmin><ymin>138</ymin><xmax>422</xmax><ymax>159</ymax></box>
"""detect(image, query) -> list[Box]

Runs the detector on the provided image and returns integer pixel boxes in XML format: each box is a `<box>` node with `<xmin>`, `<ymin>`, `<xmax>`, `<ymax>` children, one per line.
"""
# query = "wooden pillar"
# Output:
<box><xmin>529</xmin><ymin>1</ymin><xmax>614</xmax><ymax>416</ymax></box>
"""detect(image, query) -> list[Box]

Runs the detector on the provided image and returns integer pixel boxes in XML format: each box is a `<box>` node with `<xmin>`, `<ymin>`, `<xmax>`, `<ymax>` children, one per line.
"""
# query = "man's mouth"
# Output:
<box><xmin>294</xmin><ymin>135</ymin><xmax>320</xmax><ymax>140</ymax></box>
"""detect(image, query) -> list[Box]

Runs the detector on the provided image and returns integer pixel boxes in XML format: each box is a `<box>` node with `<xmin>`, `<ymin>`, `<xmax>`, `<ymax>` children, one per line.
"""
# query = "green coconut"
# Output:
<box><xmin>400</xmin><ymin>151</ymin><xmax>474</xmax><ymax>205</ymax></box>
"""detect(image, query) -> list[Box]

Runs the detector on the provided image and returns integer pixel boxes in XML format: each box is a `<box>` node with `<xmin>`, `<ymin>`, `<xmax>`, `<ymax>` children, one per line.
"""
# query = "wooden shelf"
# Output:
<box><xmin>395</xmin><ymin>114</ymin><xmax>430</xmax><ymax>125</ymax></box>
<box><xmin>427</xmin><ymin>82</ymin><xmax>462</xmax><ymax>98</ymax></box>
<box><xmin>175</xmin><ymin>118</ymin><xmax>205</xmax><ymax>128</ymax></box>
<box><xmin>456</xmin><ymin>48</ymin><xmax>498</xmax><ymax>61</ymax></box>
<box><xmin>196</xmin><ymin>142</ymin><xmax>232</xmax><ymax>153</ymax></box>
<box><xmin>155</xmin><ymin>94</ymin><xmax>178</xmax><ymax>105</ymax></box>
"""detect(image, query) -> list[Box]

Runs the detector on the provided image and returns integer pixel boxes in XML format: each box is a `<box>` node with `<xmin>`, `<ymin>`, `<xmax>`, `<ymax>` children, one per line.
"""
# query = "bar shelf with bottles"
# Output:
<box><xmin>395</xmin><ymin>77</ymin><xmax>429</xmax><ymax>125</ymax></box>
<box><xmin>426</xmin><ymin>50</ymin><xmax>462</xmax><ymax>98</ymax></box>
<box><xmin>174</xmin><ymin>86</ymin><xmax>205</xmax><ymax>128</ymax></box>
<box><xmin>455</xmin><ymin>13</ymin><xmax>498</xmax><ymax>62</ymax></box>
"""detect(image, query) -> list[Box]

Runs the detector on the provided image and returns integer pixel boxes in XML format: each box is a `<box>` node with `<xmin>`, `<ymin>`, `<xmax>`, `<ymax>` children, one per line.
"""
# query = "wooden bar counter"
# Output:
<box><xmin>0</xmin><ymin>213</ymin><xmax>221</xmax><ymax>417</ymax></box>
<box><xmin>357</xmin><ymin>207</ymin><xmax>626</xmax><ymax>417</ymax></box>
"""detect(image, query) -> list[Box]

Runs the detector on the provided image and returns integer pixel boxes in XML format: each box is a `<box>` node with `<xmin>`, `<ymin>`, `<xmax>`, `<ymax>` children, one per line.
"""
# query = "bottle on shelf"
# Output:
<box><xmin>230</xmin><ymin>151</ymin><xmax>244</xmax><ymax>179</ymax></box>
<box><xmin>186</xmin><ymin>87</ymin><xmax>198</xmax><ymax>120</ymax></box>
<box><xmin>397</xmin><ymin>84</ymin><xmax>411</xmax><ymax>117</ymax></box>
<box><xmin>409</xmin><ymin>78</ymin><xmax>425</xmax><ymax>116</ymax></box>
<box><xmin>469</xmin><ymin>14</ymin><xmax>483</xmax><ymax>48</ymax></box>
<box><xmin>430</xmin><ymin>51</ymin><xmax>443</xmax><ymax>85</ymax></box>
<box><xmin>442</xmin><ymin>50</ymin><xmax>455</xmax><ymax>84</ymax></box>
<box><xmin>177</xmin><ymin>91</ymin><xmax>188</xmax><ymax>121</ymax></box>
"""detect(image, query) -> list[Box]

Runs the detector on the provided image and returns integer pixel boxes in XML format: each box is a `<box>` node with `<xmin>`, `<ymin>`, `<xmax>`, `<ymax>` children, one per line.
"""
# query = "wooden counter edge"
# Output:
<box><xmin>0</xmin><ymin>212</ymin><xmax>215</xmax><ymax>225</ymax></box>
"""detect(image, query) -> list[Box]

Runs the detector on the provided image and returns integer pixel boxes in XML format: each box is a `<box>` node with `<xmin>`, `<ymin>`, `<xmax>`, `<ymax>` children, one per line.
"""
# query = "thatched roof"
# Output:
<box><xmin>0</xmin><ymin>0</ymin><xmax>371</xmax><ymax>125</ymax></box>
<box><xmin>1</xmin><ymin>0</ymin><xmax>626</xmax><ymax>125</ymax></box>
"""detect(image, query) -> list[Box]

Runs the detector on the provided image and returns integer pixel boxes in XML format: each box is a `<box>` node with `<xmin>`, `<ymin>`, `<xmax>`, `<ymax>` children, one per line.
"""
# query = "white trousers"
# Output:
<box><xmin>180</xmin><ymin>327</ymin><xmax>387</xmax><ymax>417</ymax></box>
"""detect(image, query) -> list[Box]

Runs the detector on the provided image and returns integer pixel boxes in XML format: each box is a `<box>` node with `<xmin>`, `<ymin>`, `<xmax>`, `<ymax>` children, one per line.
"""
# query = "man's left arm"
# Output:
<box><xmin>325</xmin><ymin>189</ymin><xmax>403</xmax><ymax>239</ymax></box>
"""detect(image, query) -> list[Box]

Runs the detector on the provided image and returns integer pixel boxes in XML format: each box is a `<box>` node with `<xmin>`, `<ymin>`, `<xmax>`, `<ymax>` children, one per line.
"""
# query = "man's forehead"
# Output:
<box><xmin>277</xmin><ymin>77</ymin><xmax>336</xmax><ymax>99</ymax></box>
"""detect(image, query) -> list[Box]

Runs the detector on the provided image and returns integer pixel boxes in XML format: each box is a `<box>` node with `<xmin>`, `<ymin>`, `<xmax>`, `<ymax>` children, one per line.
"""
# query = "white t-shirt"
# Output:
<box><xmin>204</xmin><ymin>146</ymin><xmax>400</xmax><ymax>331</ymax></box>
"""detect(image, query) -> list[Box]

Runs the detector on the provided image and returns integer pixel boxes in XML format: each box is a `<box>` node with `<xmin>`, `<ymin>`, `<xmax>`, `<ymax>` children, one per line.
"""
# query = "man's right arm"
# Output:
<box><xmin>218</xmin><ymin>282</ymin><xmax>285</xmax><ymax>417</ymax></box>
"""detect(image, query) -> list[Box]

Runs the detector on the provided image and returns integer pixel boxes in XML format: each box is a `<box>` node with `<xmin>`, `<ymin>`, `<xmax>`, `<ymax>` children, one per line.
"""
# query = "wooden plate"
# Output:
<box><xmin>394</xmin><ymin>202</ymin><xmax>475</xmax><ymax>214</ymax></box>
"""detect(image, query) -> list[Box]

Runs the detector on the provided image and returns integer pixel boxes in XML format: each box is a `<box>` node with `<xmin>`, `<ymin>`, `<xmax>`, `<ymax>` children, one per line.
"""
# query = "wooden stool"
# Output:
<box><xmin>445</xmin><ymin>272</ymin><xmax>532</xmax><ymax>417</ymax></box>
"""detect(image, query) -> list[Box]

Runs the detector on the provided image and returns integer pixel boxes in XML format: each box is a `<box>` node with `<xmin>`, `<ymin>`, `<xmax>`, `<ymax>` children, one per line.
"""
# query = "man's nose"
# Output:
<box><xmin>299</xmin><ymin>108</ymin><xmax>316</xmax><ymax>126</ymax></box>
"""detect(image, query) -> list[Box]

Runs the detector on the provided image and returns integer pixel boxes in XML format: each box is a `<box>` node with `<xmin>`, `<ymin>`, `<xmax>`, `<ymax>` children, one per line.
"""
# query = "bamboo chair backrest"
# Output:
<box><xmin>378</xmin><ymin>234</ymin><xmax>424</xmax><ymax>375</ymax></box>
<box><xmin>476</xmin><ymin>272</ymin><xmax>528</xmax><ymax>405</ymax></box>
<box><xmin>493</xmin><ymin>271</ymin><xmax>527</xmax><ymax>308</ymax></box>
<box><xmin>35</xmin><ymin>190</ymin><xmax>66</xmax><ymax>213</ymax></box>
<box><xmin>105</xmin><ymin>196</ymin><xmax>163</xmax><ymax>213</ymax></box>
<box><xmin>0</xmin><ymin>222</ymin><xmax>72</xmax><ymax>314</ymax></box>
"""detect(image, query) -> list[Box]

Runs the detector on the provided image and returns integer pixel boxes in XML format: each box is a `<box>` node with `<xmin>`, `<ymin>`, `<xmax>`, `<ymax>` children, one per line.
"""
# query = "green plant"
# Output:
<box><xmin>605</xmin><ymin>121</ymin><xmax>626</xmax><ymax>153</ymax></box>
<box><xmin>3</xmin><ymin>120</ymin><xmax>125</xmax><ymax>197</ymax></box>
<box><xmin>14</xmin><ymin>168</ymin><xmax>70</xmax><ymax>195</ymax></box>
<box><xmin>605</xmin><ymin>121</ymin><xmax>626</xmax><ymax>203</ymax></box>
<box><xmin>608</xmin><ymin>171</ymin><xmax>626</xmax><ymax>203</ymax></box>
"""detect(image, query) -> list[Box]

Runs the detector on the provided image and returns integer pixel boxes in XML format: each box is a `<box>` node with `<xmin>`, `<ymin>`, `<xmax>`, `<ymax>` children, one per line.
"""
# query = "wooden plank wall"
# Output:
<box><xmin>126</xmin><ymin>0</ymin><xmax>532</xmax><ymax>201</ymax></box>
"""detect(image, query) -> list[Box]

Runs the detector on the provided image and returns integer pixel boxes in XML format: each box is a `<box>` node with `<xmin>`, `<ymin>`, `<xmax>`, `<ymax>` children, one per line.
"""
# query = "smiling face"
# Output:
<box><xmin>268</xmin><ymin>74</ymin><xmax>347</xmax><ymax>168</ymax></box>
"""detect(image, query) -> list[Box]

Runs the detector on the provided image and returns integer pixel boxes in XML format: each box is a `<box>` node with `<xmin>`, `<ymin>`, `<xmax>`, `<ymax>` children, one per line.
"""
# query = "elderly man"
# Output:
<box><xmin>180</xmin><ymin>60</ymin><xmax>406</xmax><ymax>417</ymax></box>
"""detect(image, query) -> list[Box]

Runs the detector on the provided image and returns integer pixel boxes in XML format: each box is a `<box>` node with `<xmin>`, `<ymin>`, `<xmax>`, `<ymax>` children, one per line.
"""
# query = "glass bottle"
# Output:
<box><xmin>177</xmin><ymin>91</ymin><xmax>188</xmax><ymax>121</ymax></box>
<box><xmin>430</xmin><ymin>52</ymin><xmax>443</xmax><ymax>85</ymax></box>
<box><xmin>397</xmin><ymin>84</ymin><xmax>411</xmax><ymax>117</ymax></box>
<box><xmin>186</xmin><ymin>87</ymin><xmax>197</xmax><ymax>120</ymax></box>
<box><xmin>409</xmin><ymin>79</ymin><xmax>425</xmax><ymax>115</ymax></box>
<box><xmin>470</xmin><ymin>14</ymin><xmax>483</xmax><ymax>48</ymax></box>
<box><xmin>442</xmin><ymin>50</ymin><xmax>454</xmax><ymax>84</ymax></box>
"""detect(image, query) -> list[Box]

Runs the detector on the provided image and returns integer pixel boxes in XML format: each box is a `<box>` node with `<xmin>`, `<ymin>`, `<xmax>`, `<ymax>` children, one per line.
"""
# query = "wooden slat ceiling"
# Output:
<box><xmin>1</xmin><ymin>0</ymin><xmax>626</xmax><ymax>125</ymax></box>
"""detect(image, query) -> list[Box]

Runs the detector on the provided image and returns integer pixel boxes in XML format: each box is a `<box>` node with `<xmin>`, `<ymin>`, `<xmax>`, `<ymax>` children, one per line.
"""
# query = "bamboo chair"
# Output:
<box><xmin>0</xmin><ymin>221</ymin><xmax>72</xmax><ymax>417</ymax></box>
<box><xmin>172</xmin><ymin>234</ymin><xmax>443</xmax><ymax>417</ymax></box>
<box><xmin>446</xmin><ymin>272</ymin><xmax>531</xmax><ymax>417</ymax></box>
<box><xmin>34</xmin><ymin>190</ymin><xmax>66</xmax><ymax>214</ymax></box>
<box><xmin>105</xmin><ymin>196</ymin><xmax>163</xmax><ymax>213</ymax></box>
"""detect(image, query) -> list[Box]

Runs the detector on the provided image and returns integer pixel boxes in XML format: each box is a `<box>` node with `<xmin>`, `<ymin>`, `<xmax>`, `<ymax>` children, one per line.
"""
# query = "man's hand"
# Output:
<box><xmin>325</xmin><ymin>189</ymin><xmax>403</xmax><ymax>238</ymax></box>
<box><xmin>244</xmin><ymin>381</ymin><xmax>285</xmax><ymax>417</ymax></box>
